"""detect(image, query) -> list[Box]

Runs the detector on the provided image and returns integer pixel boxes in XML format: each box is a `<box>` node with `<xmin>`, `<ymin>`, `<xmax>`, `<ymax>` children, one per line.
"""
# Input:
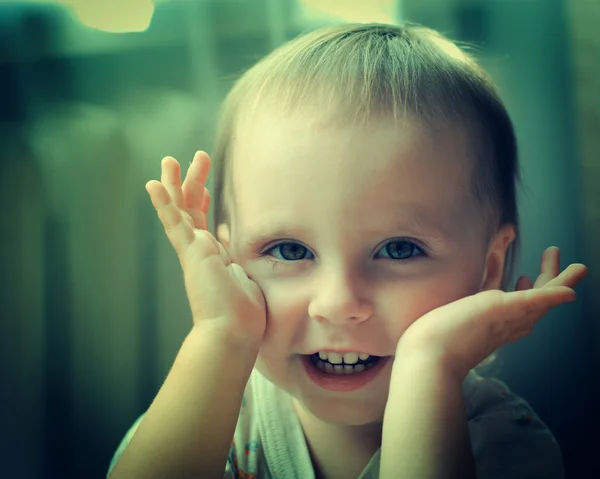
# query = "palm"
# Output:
<box><xmin>399</xmin><ymin>248</ymin><xmax>587</xmax><ymax>380</ymax></box>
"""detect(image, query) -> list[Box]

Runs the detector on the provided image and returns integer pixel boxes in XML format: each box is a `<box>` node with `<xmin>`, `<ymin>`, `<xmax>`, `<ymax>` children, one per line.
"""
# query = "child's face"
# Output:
<box><xmin>224</xmin><ymin>111</ymin><xmax>501</xmax><ymax>426</ymax></box>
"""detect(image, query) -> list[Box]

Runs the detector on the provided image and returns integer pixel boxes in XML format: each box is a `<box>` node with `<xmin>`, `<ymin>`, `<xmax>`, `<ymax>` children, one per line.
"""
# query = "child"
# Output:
<box><xmin>107</xmin><ymin>23</ymin><xmax>588</xmax><ymax>479</ymax></box>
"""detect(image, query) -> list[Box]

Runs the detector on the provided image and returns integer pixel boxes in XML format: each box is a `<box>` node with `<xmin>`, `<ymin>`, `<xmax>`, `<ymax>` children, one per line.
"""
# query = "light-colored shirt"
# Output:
<box><xmin>107</xmin><ymin>368</ymin><xmax>564</xmax><ymax>479</ymax></box>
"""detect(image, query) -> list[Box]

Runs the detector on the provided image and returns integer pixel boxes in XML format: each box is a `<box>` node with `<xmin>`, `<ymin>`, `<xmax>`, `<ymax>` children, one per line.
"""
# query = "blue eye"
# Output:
<box><xmin>376</xmin><ymin>240</ymin><xmax>425</xmax><ymax>261</ymax></box>
<box><xmin>261</xmin><ymin>242</ymin><xmax>314</xmax><ymax>262</ymax></box>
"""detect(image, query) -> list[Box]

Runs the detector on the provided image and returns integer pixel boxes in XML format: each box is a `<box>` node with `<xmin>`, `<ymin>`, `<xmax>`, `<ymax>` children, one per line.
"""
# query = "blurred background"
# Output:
<box><xmin>0</xmin><ymin>0</ymin><xmax>598</xmax><ymax>478</ymax></box>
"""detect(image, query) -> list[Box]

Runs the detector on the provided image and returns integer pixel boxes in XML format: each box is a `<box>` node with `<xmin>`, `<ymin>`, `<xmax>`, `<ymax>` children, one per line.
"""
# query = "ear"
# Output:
<box><xmin>480</xmin><ymin>223</ymin><xmax>517</xmax><ymax>291</ymax></box>
<box><xmin>216</xmin><ymin>223</ymin><xmax>231</xmax><ymax>251</ymax></box>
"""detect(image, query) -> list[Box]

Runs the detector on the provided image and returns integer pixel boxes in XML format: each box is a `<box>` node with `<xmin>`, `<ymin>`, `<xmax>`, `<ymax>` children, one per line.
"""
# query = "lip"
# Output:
<box><xmin>300</xmin><ymin>354</ymin><xmax>392</xmax><ymax>392</ymax></box>
<box><xmin>304</xmin><ymin>348</ymin><xmax>390</xmax><ymax>356</ymax></box>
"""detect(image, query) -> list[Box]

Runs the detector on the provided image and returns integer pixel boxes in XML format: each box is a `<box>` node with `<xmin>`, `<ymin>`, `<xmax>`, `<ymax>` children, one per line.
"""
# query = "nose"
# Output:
<box><xmin>307</xmin><ymin>266</ymin><xmax>373</xmax><ymax>325</ymax></box>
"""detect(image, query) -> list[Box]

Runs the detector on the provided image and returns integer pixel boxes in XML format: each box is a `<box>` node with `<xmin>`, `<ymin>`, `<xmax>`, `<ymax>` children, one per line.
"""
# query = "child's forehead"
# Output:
<box><xmin>231</xmin><ymin>108</ymin><xmax>472</xmax><ymax>185</ymax></box>
<box><xmin>228</xmin><ymin>109</ymin><xmax>478</xmax><ymax>239</ymax></box>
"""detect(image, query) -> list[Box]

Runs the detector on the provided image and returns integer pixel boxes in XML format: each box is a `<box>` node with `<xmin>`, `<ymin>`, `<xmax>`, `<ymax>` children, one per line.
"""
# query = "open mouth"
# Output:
<box><xmin>301</xmin><ymin>351</ymin><xmax>391</xmax><ymax>392</ymax></box>
<box><xmin>308</xmin><ymin>352</ymin><xmax>381</xmax><ymax>374</ymax></box>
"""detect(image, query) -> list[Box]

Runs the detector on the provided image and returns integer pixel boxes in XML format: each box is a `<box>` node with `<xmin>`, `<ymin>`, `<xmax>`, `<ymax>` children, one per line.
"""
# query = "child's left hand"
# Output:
<box><xmin>396</xmin><ymin>247</ymin><xmax>588</xmax><ymax>381</ymax></box>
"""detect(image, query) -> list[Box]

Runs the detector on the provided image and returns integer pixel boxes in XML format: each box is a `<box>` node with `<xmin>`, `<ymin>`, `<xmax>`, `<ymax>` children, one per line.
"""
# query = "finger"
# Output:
<box><xmin>188</xmin><ymin>211</ymin><xmax>207</xmax><ymax>232</ymax></box>
<box><xmin>146</xmin><ymin>180</ymin><xmax>194</xmax><ymax>255</ymax></box>
<box><xmin>544</xmin><ymin>263</ymin><xmax>588</xmax><ymax>289</ymax></box>
<box><xmin>201</xmin><ymin>187</ymin><xmax>211</xmax><ymax>215</ymax></box>
<box><xmin>161</xmin><ymin>156</ymin><xmax>184</xmax><ymax>209</ymax></box>
<box><xmin>196</xmin><ymin>229</ymin><xmax>231</xmax><ymax>266</ymax></box>
<box><xmin>219</xmin><ymin>241</ymin><xmax>231</xmax><ymax>266</ymax></box>
<box><xmin>182</xmin><ymin>151</ymin><xmax>210</xmax><ymax>219</ymax></box>
<box><xmin>502</xmin><ymin>286</ymin><xmax>575</xmax><ymax>320</ymax></box>
<box><xmin>445</xmin><ymin>285</ymin><xmax>575</xmax><ymax>329</ymax></box>
<box><xmin>458</xmin><ymin>287</ymin><xmax>573</xmax><ymax>329</ymax></box>
<box><xmin>486</xmin><ymin>287</ymin><xmax>572</xmax><ymax>343</ymax></box>
<box><xmin>185</xmin><ymin>187</ymin><xmax>211</xmax><ymax>231</ymax></box>
<box><xmin>515</xmin><ymin>276</ymin><xmax>533</xmax><ymax>292</ymax></box>
<box><xmin>533</xmin><ymin>247</ymin><xmax>560</xmax><ymax>288</ymax></box>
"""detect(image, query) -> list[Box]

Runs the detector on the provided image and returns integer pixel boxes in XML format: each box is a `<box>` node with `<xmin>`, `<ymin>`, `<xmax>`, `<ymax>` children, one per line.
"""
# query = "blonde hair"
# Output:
<box><xmin>211</xmin><ymin>22</ymin><xmax>522</xmax><ymax>297</ymax></box>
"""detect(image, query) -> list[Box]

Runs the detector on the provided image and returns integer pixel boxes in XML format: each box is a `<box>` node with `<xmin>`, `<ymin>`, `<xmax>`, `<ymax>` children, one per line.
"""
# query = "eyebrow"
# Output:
<box><xmin>239</xmin><ymin>205</ymin><xmax>455</xmax><ymax>248</ymax></box>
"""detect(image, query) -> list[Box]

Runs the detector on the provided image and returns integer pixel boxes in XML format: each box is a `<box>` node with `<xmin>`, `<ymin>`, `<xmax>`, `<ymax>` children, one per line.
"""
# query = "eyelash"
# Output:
<box><xmin>259</xmin><ymin>239</ymin><xmax>427</xmax><ymax>266</ymax></box>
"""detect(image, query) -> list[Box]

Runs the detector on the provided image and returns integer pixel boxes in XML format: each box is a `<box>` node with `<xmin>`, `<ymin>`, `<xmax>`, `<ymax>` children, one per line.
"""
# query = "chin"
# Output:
<box><xmin>296</xmin><ymin>393</ymin><xmax>387</xmax><ymax>426</ymax></box>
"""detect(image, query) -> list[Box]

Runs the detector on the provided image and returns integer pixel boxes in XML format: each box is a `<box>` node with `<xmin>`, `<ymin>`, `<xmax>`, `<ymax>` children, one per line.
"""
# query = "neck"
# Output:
<box><xmin>293</xmin><ymin>400</ymin><xmax>382</xmax><ymax>479</ymax></box>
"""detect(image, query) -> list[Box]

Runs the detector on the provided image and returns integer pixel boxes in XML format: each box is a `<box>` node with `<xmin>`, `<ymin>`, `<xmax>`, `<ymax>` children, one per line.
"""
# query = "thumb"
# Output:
<box><xmin>515</xmin><ymin>276</ymin><xmax>533</xmax><ymax>291</ymax></box>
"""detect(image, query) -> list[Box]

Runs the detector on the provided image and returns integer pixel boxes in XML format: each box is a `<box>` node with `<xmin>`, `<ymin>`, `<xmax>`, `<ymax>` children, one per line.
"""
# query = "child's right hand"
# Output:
<box><xmin>145</xmin><ymin>151</ymin><xmax>267</xmax><ymax>347</ymax></box>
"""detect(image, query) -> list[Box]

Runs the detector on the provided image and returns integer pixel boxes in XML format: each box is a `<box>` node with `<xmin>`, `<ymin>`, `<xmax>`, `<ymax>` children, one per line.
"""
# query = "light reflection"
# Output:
<box><xmin>15</xmin><ymin>0</ymin><xmax>158</xmax><ymax>33</ymax></box>
<box><xmin>298</xmin><ymin>0</ymin><xmax>397</xmax><ymax>24</ymax></box>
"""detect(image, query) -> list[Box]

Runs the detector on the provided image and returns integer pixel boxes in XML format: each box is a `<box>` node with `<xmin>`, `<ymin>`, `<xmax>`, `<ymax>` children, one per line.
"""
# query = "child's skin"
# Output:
<box><xmin>109</xmin><ymin>112</ymin><xmax>588</xmax><ymax>479</ymax></box>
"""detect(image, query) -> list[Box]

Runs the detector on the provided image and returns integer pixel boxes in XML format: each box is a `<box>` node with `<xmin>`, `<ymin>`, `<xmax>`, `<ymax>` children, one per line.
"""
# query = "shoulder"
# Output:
<box><xmin>106</xmin><ymin>414</ymin><xmax>145</xmax><ymax>478</ymax></box>
<box><xmin>463</xmin><ymin>370</ymin><xmax>564</xmax><ymax>479</ymax></box>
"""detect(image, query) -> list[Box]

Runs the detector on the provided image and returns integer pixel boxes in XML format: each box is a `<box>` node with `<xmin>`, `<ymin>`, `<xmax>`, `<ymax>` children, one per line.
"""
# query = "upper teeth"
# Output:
<box><xmin>318</xmin><ymin>351</ymin><xmax>370</xmax><ymax>365</ymax></box>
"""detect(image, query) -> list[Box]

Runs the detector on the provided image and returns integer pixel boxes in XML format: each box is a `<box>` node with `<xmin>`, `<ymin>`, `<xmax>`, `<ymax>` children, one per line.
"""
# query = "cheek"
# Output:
<box><xmin>379</xmin><ymin>271</ymin><xmax>482</xmax><ymax>341</ymax></box>
<box><xmin>252</xmin><ymin>278</ymin><xmax>308</xmax><ymax>389</ymax></box>
<box><xmin>228</xmin><ymin>257</ymin><xmax>302</xmax><ymax>354</ymax></box>
<box><xmin>254</xmin><ymin>278</ymin><xmax>306</xmax><ymax>352</ymax></box>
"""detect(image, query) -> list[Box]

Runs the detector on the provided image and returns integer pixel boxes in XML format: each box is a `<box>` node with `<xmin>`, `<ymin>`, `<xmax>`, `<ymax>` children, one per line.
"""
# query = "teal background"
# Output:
<box><xmin>0</xmin><ymin>1</ymin><xmax>596</xmax><ymax>478</ymax></box>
